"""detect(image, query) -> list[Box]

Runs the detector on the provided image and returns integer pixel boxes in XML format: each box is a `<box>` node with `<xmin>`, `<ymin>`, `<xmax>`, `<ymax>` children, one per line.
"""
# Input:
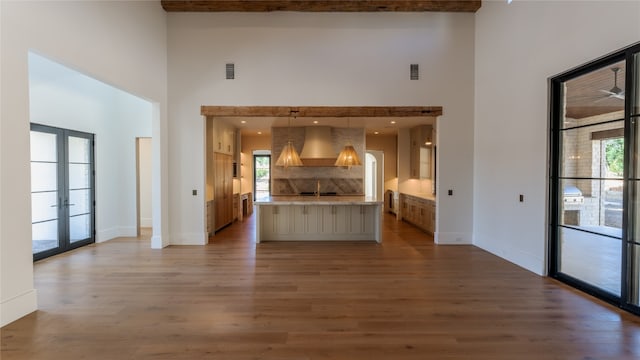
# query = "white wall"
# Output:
<box><xmin>29</xmin><ymin>53</ymin><xmax>152</xmax><ymax>241</ymax></box>
<box><xmin>1</xmin><ymin>0</ymin><xmax>168</xmax><ymax>327</ymax></box>
<box><xmin>474</xmin><ymin>0</ymin><xmax>640</xmax><ymax>275</ymax></box>
<box><xmin>167</xmin><ymin>11</ymin><xmax>476</xmax><ymax>245</ymax></box>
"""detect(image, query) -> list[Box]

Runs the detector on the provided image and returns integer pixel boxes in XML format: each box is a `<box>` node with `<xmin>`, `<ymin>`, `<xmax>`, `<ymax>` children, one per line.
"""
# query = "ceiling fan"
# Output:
<box><xmin>597</xmin><ymin>67</ymin><xmax>625</xmax><ymax>101</ymax></box>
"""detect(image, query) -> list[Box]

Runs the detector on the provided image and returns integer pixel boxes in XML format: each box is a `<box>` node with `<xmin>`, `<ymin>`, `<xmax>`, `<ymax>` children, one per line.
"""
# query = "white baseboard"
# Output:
<box><xmin>118</xmin><ymin>226</ymin><xmax>137</xmax><ymax>237</ymax></box>
<box><xmin>96</xmin><ymin>226</ymin><xmax>140</xmax><ymax>243</ymax></box>
<box><xmin>1</xmin><ymin>289</ymin><xmax>37</xmax><ymax>327</ymax></box>
<box><xmin>170</xmin><ymin>232</ymin><xmax>207</xmax><ymax>245</ymax></box>
<box><xmin>96</xmin><ymin>227</ymin><xmax>119</xmax><ymax>243</ymax></box>
<box><xmin>435</xmin><ymin>231</ymin><xmax>473</xmax><ymax>245</ymax></box>
<box><xmin>474</xmin><ymin>239</ymin><xmax>545</xmax><ymax>276</ymax></box>
<box><xmin>140</xmin><ymin>217</ymin><xmax>152</xmax><ymax>228</ymax></box>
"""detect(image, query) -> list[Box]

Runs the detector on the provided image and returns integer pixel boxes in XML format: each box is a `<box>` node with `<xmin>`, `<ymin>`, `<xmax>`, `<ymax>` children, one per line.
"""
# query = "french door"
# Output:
<box><xmin>31</xmin><ymin>124</ymin><xmax>95</xmax><ymax>261</ymax></box>
<box><xmin>254</xmin><ymin>154</ymin><xmax>271</xmax><ymax>201</ymax></box>
<box><xmin>550</xmin><ymin>43</ymin><xmax>640</xmax><ymax>313</ymax></box>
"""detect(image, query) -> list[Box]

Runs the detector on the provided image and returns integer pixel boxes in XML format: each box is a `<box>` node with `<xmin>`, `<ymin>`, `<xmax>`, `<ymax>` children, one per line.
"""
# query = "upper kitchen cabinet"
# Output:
<box><xmin>409</xmin><ymin>125</ymin><xmax>433</xmax><ymax>179</ymax></box>
<box><xmin>213</xmin><ymin>118</ymin><xmax>235</xmax><ymax>156</ymax></box>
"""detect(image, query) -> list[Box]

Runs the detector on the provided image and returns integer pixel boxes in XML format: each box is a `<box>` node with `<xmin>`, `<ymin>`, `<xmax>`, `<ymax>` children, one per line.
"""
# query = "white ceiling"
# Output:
<box><xmin>219</xmin><ymin>116</ymin><xmax>437</xmax><ymax>136</ymax></box>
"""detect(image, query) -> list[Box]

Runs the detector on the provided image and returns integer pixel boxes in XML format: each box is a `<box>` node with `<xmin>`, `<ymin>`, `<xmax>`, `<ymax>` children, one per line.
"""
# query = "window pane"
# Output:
<box><xmin>562</xmin><ymin>60</ymin><xmax>625</xmax><ymax>129</ymax></box>
<box><xmin>30</xmin><ymin>131</ymin><xmax>57</xmax><ymax>162</ymax></box>
<box><xmin>70</xmin><ymin>214</ymin><xmax>91</xmax><ymax>243</ymax></box>
<box><xmin>32</xmin><ymin>191</ymin><xmax>58</xmax><ymax>223</ymax></box>
<box><xmin>32</xmin><ymin>220</ymin><xmax>58</xmax><ymax>254</ymax></box>
<box><xmin>69</xmin><ymin>189</ymin><xmax>90</xmax><ymax>217</ymax></box>
<box><xmin>68</xmin><ymin>163</ymin><xmax>90</xmax><ymax>190</ymax></box>
<box><xmin>31</xmin><ymin>162</ymin><xmax>58</xmax><ymax>192</ymax></box>
<box><xmin>633</xmin><ymin>53</ymin><xmax>639</xmax><ymax>116</ymax></box>
<box><xmin>559</xmin><ymin>227</ymin><xmax>621</xmax><ymax>296</ymax></box>
<box><xmin>631</xmin><ymin>243</ymin><xmax>640</xmax><ymax>306</ymax></box>
<box><xmin>560</xmin><ymin>121</ymin><xmax>624</xmax><ymax>178</ymax></box>
<box><xmin>68</xmin><ymin>136</ymin><xmax>90</xmax><ymax>163</ymax></box>
<box><xmin>560</xmin><ymin>179</ymin><xmax>623</xmax><ymax>229</ymax></box>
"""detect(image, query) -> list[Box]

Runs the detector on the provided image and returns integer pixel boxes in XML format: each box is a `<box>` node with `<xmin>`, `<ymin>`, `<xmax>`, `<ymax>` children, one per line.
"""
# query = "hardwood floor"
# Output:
<box><xmin>3</xmin><ymin>213</ymin><xmax>640</xmax><ymax>359</ymax></box>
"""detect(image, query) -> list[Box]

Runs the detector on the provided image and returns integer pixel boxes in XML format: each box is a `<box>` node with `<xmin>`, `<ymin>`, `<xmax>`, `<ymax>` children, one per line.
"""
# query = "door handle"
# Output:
<box><xmin>51</xmin><ymin>197</ymin><xmax>62</xmax><ymax>208</ymax></box>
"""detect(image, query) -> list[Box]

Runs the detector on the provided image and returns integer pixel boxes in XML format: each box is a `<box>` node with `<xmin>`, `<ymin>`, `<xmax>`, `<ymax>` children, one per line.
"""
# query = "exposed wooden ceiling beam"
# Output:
<box><xmin>162</xmin><ymin>1</ymin><xmax>481</xmax><ymax>13</ymax></box>
<box><xmin>201</xmin><ymin>106</ymin><xmax>443</xmax><ymax>117</ymax></box>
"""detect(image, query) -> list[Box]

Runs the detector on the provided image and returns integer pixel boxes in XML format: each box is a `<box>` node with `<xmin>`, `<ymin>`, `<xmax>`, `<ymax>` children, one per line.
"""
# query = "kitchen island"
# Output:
<box><xmin>254</xmin><ymin>196</ymin><xmax>383</xmax><ymax>243</ymax></box>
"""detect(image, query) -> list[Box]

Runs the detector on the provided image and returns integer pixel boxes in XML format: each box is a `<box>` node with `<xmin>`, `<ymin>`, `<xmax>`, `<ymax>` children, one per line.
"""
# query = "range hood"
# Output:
<box><xmin>299</xmin><ymin>127</ymin><xmax>337</xmax><ymax>166</ymax></box>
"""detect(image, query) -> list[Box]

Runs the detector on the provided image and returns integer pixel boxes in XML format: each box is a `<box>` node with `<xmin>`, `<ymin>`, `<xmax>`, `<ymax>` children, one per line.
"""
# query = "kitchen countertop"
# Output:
<box><xmin>402</xmin><ymin>192</ymin><xmax>436</xmax><ymax>202</ymax></box>
<box><xmin>254</xmin><ymin>195</ymin><xmax>383</xmax><ymax>205</ymax></box>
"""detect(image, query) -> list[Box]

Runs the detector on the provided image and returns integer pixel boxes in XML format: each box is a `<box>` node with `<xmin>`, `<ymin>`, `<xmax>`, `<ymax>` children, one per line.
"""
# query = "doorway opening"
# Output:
<box><xmin>365</xmin><ymin>150</ymin><xmax>384</xmax><ymax>200</ymax></box>
<box><xmin>136</xmin><ymin>137</ymin><xmax>152</xmax><ymax>239</ymax></box>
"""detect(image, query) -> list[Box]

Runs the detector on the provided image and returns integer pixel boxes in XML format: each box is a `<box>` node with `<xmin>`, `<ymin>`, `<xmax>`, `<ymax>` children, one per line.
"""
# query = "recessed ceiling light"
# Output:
<box><xmin>241</xmin><ymin>120</ymin><xmax>246</xmax><ymax>124</ymax></box>
<box><xmin>390</xmin><ymin>121</ymin><xmax>396</xmax><ymax>124</ymax></box>
<box><xmin>313</xmin><ymin>120</ymin><xmax>319</xmax><ymax>124</ymax></box>
<box><xmin>257</xmin><ymin>131</ymin><xmax>262</xmax><ymax>135</ymax></box>
<box><xmin>374</xmin><ymin>131</ymin><xmax>379</xmax><ymax>135</ymax></box>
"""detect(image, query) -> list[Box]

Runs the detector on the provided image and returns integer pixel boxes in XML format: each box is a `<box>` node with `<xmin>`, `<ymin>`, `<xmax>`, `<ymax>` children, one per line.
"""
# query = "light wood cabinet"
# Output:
<box><xmin>233</xmin><ymin>193</ymin><xmax>240</xmax><ymax>221</ymax></box>
<box><xmin>214</xmin><ymin>153</ymin><xmax>234</xmax><ymax>231</ymax></box>
<box><xmin>399</xmin><ymin>193</ymin><xmax>435</xmax><ymax>234</ymax></box>
<box><xmin>409</xmin><ymin>125</ymin><xmax>433</xmax><ymax>180</ymax></box>
<box><xmin>214</xmin><ymin>119</ymin><xmax>235</xmax><ymax>155</ymax></box>
<box><xmin>206</xmin><ymin>200</ymin><xmax>214</xmax><ymax>236</ymax></box>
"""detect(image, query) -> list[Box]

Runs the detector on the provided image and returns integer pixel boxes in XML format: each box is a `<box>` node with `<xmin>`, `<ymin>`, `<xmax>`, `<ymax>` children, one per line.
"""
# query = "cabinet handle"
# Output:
<box><xmin>218</xmin><ymin>142</ymin><xmax>221</xmax><ymax>150</ymax></box>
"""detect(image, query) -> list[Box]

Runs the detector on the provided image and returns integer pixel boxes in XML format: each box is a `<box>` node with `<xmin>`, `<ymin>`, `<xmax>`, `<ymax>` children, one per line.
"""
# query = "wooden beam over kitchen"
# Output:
<box><xmin>201</xmin><ymin>106</ymin><xmax>443</xmax><ymax>117</ymax></box>
<box><xmin>162</xmin><ymin>1</ymin><xmax>481</xmax><ymax>13</ymax></box>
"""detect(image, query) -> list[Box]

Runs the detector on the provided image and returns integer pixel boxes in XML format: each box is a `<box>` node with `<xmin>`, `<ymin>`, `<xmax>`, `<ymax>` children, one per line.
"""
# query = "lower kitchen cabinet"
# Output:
<box><xmin>399</xmin><ymin>193</ymin><xmax>435</xmax><ymax>234</ymax></box>
<box><xmin>255</xmin><ymin>203</ymin><xmax>382</xmax><ymax>242</ymax></box>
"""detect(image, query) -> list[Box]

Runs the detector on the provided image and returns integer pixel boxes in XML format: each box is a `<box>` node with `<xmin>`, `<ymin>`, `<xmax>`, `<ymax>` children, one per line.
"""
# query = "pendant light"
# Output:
<box><xmin>275</xmin><ymin>111</ymin><xmax>303</xmax><ymax>168</ymax></box>
<box><xmin>334</xmin><ymin>118</ymin><xmax>362</xmax><ymax>168</ymax></box>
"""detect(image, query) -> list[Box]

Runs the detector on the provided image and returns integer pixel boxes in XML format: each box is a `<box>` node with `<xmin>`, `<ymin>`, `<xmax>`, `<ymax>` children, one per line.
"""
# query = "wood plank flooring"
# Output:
<box><xmin>3</xmin><ymin>213</ymin><xmax>640</xmax><ymax>359</ymax></box>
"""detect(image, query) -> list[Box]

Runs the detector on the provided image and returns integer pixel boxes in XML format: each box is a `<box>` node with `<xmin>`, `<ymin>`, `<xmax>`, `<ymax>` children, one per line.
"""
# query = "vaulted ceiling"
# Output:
<box><xmin>161</xmin><ymin>0</ymin><xmax>482</xmax><ymax>13</ymax></box>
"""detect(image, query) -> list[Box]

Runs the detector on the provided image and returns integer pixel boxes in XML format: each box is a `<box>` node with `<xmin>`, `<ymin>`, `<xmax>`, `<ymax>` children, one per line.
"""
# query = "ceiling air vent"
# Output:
<box><xmin>410</xmin><ymin>64</ymin><xmax>419</xmax><ymax>80</ymax></box>
<box><xmin>226</xmin><ymin>63</ymin><xmax>235</xmax><ymax>79</ymax></box>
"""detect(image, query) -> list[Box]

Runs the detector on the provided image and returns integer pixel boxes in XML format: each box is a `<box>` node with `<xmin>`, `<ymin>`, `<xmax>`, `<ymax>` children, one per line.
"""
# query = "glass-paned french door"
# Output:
<box><xmin>550</xmin><ymin>43</ymin><xmax>640</xmax><ymax>314</ymax></box>
<box><xmin>254</xmin><ymin>154</ymin><xmax>271</xmax><ymax>201</ymax></box>
<box><xmin>31</xmin><ymin>124</ymin><xmax>95</xmax><ymax>261</ymax></box>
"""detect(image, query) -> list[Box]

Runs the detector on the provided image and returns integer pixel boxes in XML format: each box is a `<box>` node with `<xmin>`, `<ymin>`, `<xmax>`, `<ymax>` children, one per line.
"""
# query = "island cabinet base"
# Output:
<box><xmin>255</xmin><ymin>203</ymin><xmax>382</xmax><ymax>243</ymax></box>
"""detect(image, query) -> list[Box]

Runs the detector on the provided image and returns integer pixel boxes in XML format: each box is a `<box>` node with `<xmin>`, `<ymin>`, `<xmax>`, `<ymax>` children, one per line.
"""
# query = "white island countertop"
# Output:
<box><xmin>254</xmin><ymin>195</ymin><xmax>383</xmax><ymax>205</ymax></box>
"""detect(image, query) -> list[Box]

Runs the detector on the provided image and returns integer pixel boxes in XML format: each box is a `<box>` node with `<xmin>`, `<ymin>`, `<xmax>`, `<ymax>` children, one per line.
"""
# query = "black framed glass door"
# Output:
<box><xmin>31</xmin><ymin>124</ymin><xmax>95</xmax><ymax>261</ymax></box>
<box><xmin>550</xmin><ymin>43</ymin><xmax>640</xmax><ymax>313</ymax></box>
